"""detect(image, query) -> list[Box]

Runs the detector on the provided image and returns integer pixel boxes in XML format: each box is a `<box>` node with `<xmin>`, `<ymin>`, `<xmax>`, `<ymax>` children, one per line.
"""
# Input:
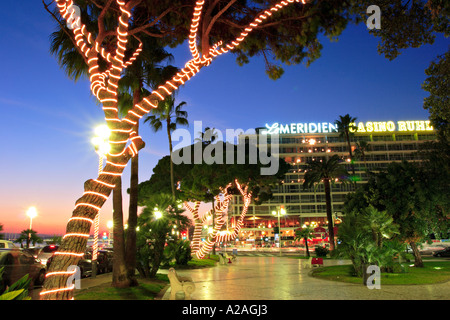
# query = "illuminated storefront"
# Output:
<box><xmin>229</xmin><ymin>119</ymin><xmax>436</xmax><ymax>247</ymax></box>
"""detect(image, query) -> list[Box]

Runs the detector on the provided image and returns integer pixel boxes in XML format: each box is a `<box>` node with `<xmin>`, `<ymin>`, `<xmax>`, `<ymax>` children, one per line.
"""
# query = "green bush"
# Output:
<box><xmin>0</xmin><ymin>267</ymin><xmax>31</xmax><ymax>300</ymax></box>
<box><xmin>315</xmin><ymin>246</ymin><xmax>329</xmax><ymax>257</ymax></box>
<box><xmin>164</xmin><ymin>240</ymin><xmax>192</xmax><ymax>266</ymax></box>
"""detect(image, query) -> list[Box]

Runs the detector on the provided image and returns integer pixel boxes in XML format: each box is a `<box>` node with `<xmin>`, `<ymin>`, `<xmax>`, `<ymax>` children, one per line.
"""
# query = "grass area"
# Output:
<box><xmin>288</xmin><ymin>255</ymin><xmax>330</xmax><ymax>260</ymax></box>
<box><xmin>74</xmin><ymin>274</ymin><xmax>169</xmax><ymax>300</ymax></box>
<box><xmin>74</xmin><ymin>257</ymin><xmax>218</xmax><ymax>300</ymax></box>
<box><xmin>163</xmin><ymin>255</ymin><xmax>219</xmax><ymax>269</ymax></box>
<box><xmin>311</xmin><ymin>261</ymin><xmax>450</xmax><ymax>285</ymax></box>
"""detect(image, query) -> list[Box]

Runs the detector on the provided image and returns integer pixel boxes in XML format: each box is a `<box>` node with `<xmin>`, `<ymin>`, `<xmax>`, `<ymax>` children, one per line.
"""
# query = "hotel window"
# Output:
<box><xmin>285</xmin><ymin>184</ymin><xmax>300</xmax><ymax>193</ymax></box>
<box><xmin>388</xmin><ymin>144</ymin><xmax>402</xmax><ymax>151</ymax></box>
<box><xmin>371</xmin><ymin>154</ymin><xmax>388</xmax><ymax>161</ymax></box>
<box><xmin>270</xmin><ymin>195</ymin><xmax>284</xmax><ymax>203</ymax></box>
<box><xmin>389</xmin><ymin>154</ymin><xmax>403</xmax><ymax>161</ymax></box>
<box><xmin>301</xmin><ymin>205</ymin><xmax>316</xmax><ymax>213</ymax></box>
<box><xmin>403</xmin><ymin>153</ymin><xmax>418</xmax><ymax>160</ymax></box>
<box><xmin>402</xmin><ymin>143</ymin><xmax>417</xmax><ymax>150</ymax></box>
<box><xmin>332</xmin><ymin>194</ymin><xmax>347</xmax><ymax>202</ymax></box>
<box><xmin>355</xmin><ymin>135</ymin><xmax>371</xmax><ymax>142</ymax></box>
<box><xmin>286</xmin><ymin>195</ymin><xmax>300</xmax><ymax>203</ymax></box>
<box><xmin>396</xmin><ymin>134</ymin><xmax>415</xmax><ymax>141</ymax></box>
<box><xmin>327</xmin><ymin>137</ymin><xmax>341</xmax><ymax>143</ymax></box>
<box><xmin>286</xmin><ymin>205</ymin><xmax>300</xmax><ymax>213</ymax></box>
<box><xmin>372</xmin><ymin>135</ymin><xmax>393</xmax><ymax>141</ymax></box>
<box><xmin>372</xmin><ymin>145</ymin><xmax>387</xmax><ymax>151</ymax></box>
<box><xmin>418</xmin><ymin>134</ymin><xmax>435</xmax><ymax>140</ymax></box>
<box><xmin>301</xmin><ymin>195</ymin><xmax>316</xmax><ymax>203</ymax></box>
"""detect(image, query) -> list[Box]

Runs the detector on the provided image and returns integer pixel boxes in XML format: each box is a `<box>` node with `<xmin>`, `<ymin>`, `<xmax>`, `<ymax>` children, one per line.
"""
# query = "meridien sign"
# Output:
<box><xmin>262</xmin><ymin>120</ymin><xmax>434</xmax><ymax>134</ymax></box>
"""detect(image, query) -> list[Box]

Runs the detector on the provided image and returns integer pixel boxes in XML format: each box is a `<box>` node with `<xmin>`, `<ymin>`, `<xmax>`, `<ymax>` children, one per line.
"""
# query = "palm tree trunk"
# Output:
<box><xmin>112</xmin><ymin>177</ymin><xmax>131</xmax><ymax>288</ymax></box>
<box><xmin>167</xmin><ymin>120</ymin><xmax>180</xmax><ymax>239</ymax></box>
<box><xmin>304</xmin><ymin>237</ymin><xmax>310</xmax><ymax>257</ymax></box>
<box><xmin>211</xmin><ymin>199</ymin><xmax>216</xmax><ymax>255</ymax></box>
<box><xmin>125</xmin><ymin>89</ymin><xmax>141</xmax><ymax>286</ymax></box>
<box><xmin>346</xmin><ymin>132</ymin><xmax>355</xmax><ymax>176</ymax></box>
<box><xmin>150</xmin><ymin>234</ymin><xmax>166</xmax><ymax>278</ymax></box>
<box><xmin>324</xmin><ymin>179</ymin><xmax>335</xmax><ymax>251</ymax></box>
<box><xmin>167</xmin><ymin>119</ymin><xmax>176</xmax><ymax>199</ymax></box>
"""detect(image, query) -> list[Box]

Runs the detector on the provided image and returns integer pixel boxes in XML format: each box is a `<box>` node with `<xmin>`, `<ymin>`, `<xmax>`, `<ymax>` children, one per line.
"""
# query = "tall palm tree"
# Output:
<box><xmin>303</xmin><ymin>155</ymin><xmax>349</xmax><ymax>251</ymax></box>
<box><xmin>295</xmin><ymin>226</ymin><xmax>314</xmax><ymax>257</ymax></box>
<box><xmin>144</xmin><ymin>95</ymin><xmax>188</xmax><ymax>199</ymax></box>
<box><xmin>14</xmin><ymin>229</ymin><xmax>43</xmax><ymax>249</ymax></box>
<box><xmin>335</xmin><ymin>114</ymin><xmax>357</xmax><ymax>175</ymax></box>
<box><xmin>117</xmin><ymin>37</ymin><xmax>177</xmax><ymax>285</ymax></box>
<box><xmin>354</xmin><ymin>140</ymin><xmax>371</xmax><ymax>168</ymax></box>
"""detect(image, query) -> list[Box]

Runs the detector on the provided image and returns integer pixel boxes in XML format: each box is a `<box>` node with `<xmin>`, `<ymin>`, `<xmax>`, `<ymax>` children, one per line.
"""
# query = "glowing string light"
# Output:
<box><xmin>195</xmin><ymin>185</ymin><xmax>232</xmax><ymax>259</ymax></box>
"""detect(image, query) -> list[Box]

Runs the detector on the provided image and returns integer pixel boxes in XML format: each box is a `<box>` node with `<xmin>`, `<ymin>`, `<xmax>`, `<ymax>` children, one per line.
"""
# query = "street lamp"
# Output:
<box><xmin>91</xmin><ymin>124</ymin><xmax>111</xmax><ymax>278</ymax></box>
<box><xmin>272</xmin><ymin>206</ymin><xmax>286</xmax><ymax>256</ymax></box>
<box><xmin>107</xmin><ymin>220</ymin><xmax>113</xmax><ymax>246</ymax></box>
<box><xmin>27</xmin><ymin>207</ymin><xmax>37</xmax><ymax>230</ymax></box>
<box><xmin>154</xmin><ymin>208</ymin><xmax>163</xmax><ymax>219</ymax></box>
<box><xmin>26</xmin><ymin>207</ymin><xmax>37</xmax><ymax>247</ymax></box>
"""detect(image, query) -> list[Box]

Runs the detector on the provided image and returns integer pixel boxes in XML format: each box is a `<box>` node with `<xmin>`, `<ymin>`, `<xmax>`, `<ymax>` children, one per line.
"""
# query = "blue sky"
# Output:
<box><xmin>0</xmin><ymin>2</ymin><xmax>448</xmax><ymax>234</ymax></box>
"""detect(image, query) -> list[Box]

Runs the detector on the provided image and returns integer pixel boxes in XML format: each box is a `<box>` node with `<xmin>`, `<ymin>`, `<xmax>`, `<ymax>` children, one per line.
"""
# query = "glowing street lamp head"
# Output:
<box><xmin>27</xmin><ymin>207</ymin><xmax>38</xmax><ymax>219</ymax></box>
<box><xmin>94</xmin><ymin>125</ymin><xmax>111</xmax><ymax>140</ymax></box>
<box><xmin>92</xmin><ymin>125</ymin><xmax>112</xmax><ymax>157</ymax></box>
<box><xmin>154</xmin><ymin>209</ymin><xmax>162</xmax><ymax>219</ymax></box>
<box><xmin>107</xmin><ymin>220</ymin><xmax>113</xmax><ymax>229</ymax></box>
<box><xmin>97</xmin><ymin>141</ymin><xmax>112</xmax><ymax>156</ymax></box>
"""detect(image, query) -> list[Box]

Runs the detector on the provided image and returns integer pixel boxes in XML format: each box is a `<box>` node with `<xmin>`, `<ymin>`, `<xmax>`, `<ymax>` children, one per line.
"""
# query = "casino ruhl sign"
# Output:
<box><xmin>261</xmin><ymin>120</ymin><xmax>434</xmax><ymax>135</ymax></box>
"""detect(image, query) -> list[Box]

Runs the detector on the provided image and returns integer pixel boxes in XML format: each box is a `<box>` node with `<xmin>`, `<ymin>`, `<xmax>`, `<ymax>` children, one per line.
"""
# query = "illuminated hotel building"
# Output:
<box><xmin>229</xmin><ymin>120</ymin><xmax>436</xmax><ymax>246</ymax></box>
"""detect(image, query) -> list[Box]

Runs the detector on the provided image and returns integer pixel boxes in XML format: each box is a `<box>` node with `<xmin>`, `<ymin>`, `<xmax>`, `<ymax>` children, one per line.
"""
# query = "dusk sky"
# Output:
<box><xmin>0</xmin><ymin>2</ymin><xmax>448</xmax><ymax>236</ymax></box>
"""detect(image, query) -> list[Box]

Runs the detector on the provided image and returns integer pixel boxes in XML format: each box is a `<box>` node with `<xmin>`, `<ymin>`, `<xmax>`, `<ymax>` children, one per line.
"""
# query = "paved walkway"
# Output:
<box><xmin>161</xmin><ymin>256</ymin><xmax>450</xmax><ymax>300</ymax></box>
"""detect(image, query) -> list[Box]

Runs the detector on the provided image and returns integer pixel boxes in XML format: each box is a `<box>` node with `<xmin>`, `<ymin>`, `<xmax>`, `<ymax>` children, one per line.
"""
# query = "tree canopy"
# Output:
<box><xmin>138</xmin><ymin>140</ymin><xmax>289</xmax><ymax>204</ymax></box>
<box><xmin>349</xmin><ymin>0</ymin><xmax>449</xmax><ymax>60</ymax></box>
<box><xmin>343</xmin><ymin>160</ymin><xmax>450</xmax><ymax>267</ymax></box>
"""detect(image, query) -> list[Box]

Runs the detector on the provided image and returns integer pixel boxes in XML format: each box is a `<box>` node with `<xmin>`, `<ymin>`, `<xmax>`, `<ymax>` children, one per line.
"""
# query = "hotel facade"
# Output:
<box><xmin>228</xmin><ymin>119</ymin><xmax>436</xmax><ymax>247</ymax></box>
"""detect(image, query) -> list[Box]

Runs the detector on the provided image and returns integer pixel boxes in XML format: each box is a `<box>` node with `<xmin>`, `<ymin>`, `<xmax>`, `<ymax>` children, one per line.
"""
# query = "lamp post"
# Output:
<box><xmin>272</xmin><ymin>206</ymin><xmax>286</xmax><ymax>256</ymax></box>
<box><xmin>107</xmin><ymin>220</ymin><xmax>113</xmax><ymax>246</ymax></box>
<box><xmin>91</xmin><ymin>124</ymin><xmax>111</xmax><ymax>277</ymax></box>
<box><xmin>26</xmin><ymin>207</ymin><xmax>37</xmax><ymax>248</ymax></box>
<box><xmin>154</xmin><ymin>207</ymin><xmax>163</xmax><ymax>220</ymax></box>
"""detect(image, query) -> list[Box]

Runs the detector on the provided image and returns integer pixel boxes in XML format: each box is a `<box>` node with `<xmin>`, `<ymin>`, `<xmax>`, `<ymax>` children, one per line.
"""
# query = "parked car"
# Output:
<box><xmin>47</xmin><ymin>249</ymin><xmax>98</xmax><ymax>278</ymax></box>
<box><xmin>433</xmin><ymin>247</ymin><xmax>450</xmax><ymax>257</ymax></box>
<box><xmin>97</xmin><ymin>250</ymin><xmax>113</xmax><ymax>274</ymax></box>
<box><xmin>0</xmin><ymin>240</ymin><xmax>19</xmax><ymax>249</ymax></box>
<box><xmin>419</xmin><ymin>244</ymin><xmax>447</xmax><ymax>255</ymax></box>
<box><xmin>24</xmin><ymin>247</ymin><xmax>42</xmax><ymax>259</ymax></box>
<box><xmin>37</xmin><ymin>245</ymin><xmax>59</xmax><ymax>265</ymax></box>
<box><xmin>0</xmin><ymin>248</ymin><xmax>46</xmax><ymax>293</ymax></box>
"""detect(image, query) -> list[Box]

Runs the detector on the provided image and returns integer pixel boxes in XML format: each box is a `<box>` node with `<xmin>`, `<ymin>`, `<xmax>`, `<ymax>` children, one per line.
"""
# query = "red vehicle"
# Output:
<box><xmin>0</xmin><ymin>248</ymin><xmax>47</xmax><ymax>293</ymax></box>
<box><xmin>36</xmin><ymin>245</ymin><xmax>59</xmax><ymax>265</ymax></box>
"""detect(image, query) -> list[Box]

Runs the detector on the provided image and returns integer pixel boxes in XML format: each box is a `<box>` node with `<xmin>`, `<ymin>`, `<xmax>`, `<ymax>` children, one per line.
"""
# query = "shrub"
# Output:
<box><xmin>164</xmin><ymin>240</ymin><xmax>192</xmax><ymax>266</ymax></box>
<box><xmin>315</xmin><ymin>246</ymin><xmax>329</xmax><ymax>257</ymax></box>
